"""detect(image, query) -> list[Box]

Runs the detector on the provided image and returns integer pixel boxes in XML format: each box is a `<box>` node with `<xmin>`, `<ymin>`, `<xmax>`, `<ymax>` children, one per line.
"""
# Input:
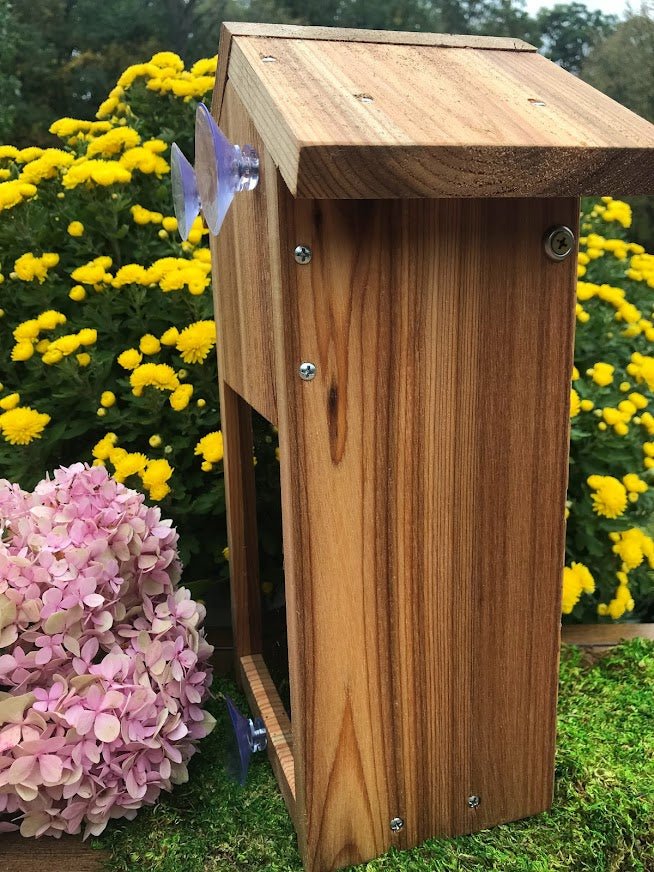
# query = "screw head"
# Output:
<box><xmin>294</xmin><ymin>244</ymin><xmax>312</xmax><ymax>264</ymax></box>
<box><xmin>467</xmin><ymin>795</ymin><xmax>481</xmax><ymax>809</ymax></box>
<box><xmin>544</xmin><ymin>225</ymin><xmax>575</xmax><ymax>261</ymax></box>
<box><xmin>390</xmin><ymin>817</ymin><xmax>404</xmax><ymax>832</ymax></box>
<box><xmin>298</xmin><ymin>362</ymin><xmax>317</xmax><ymax>381</ymax></box>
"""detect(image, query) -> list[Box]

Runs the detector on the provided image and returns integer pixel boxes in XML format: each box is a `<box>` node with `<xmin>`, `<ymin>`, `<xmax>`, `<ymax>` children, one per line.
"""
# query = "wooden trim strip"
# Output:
<box><xmin>221</xmin><ymin>22</ymin><xmax>536</xmax><ymax>52</ymax></box>
<box><xmin>561</xmin><ymin>623</ymin><xmax>654</xmax><ymax>648</ymax></box>
<box><xmin>239</xmin><ymin>653</ymin><xmax>296</xmax><ymax>822</ymax></box>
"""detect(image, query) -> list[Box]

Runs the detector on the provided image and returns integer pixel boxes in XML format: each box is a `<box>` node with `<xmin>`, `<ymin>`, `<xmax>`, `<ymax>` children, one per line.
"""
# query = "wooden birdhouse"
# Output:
<box><xmin>173</xmin><ymin>22</ymin><xmax>654</xmax><ymax>872</ymax></box>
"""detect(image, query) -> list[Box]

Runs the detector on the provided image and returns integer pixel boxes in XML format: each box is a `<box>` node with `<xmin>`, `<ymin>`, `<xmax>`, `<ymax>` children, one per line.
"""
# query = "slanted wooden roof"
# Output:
<box><xmin>215</xmin><ymin>23</ymin><xmax>654</xmax><ymax>198</ymax></box>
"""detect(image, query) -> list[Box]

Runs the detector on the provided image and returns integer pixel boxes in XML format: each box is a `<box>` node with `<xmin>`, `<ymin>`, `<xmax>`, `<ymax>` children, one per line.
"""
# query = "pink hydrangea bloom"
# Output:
<box><xmin>0</xmin><ymin>464</ymin><xmax>214</xmax><ymax>838</ymax></box>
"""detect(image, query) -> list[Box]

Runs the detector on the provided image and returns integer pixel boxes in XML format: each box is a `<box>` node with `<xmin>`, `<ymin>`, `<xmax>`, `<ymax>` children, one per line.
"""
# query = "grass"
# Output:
<box><xmin>96</xmin><ymin>639</ymin><xmax>654</xmax><ymax>872</ymax></box>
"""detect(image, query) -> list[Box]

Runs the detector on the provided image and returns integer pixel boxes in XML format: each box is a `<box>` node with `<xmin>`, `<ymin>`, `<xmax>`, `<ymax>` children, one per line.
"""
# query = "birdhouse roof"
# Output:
<box><xmin>215</xmin><ymin>23</ymin><xmax>654</xmax><ymax>199</ymax></box>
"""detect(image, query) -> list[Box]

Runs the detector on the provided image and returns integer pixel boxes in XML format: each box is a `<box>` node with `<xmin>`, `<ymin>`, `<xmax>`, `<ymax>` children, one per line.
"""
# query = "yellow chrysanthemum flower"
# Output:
<box><xmin>117</xmin><ymin>348</ymin><xmax>143</xmax><ymax>370</ymax></box>
<box><xmin>130</xmin><ymin>363</ymin><xmax>179</xmax><ymax>394</ymax></box>
<box><xmin>194</xmin><ymin>431</ymin><xmax>224</xmax><ymax>464</ymax></box>
<box><xmin>0</xmin><ymin>406</ymin><xmax>50</xmax><ymax>444</ymax></box>
<box><xmin>175</xmin><ymin>320</ymin><xmax>216</xmax><ymax>364</ymax></box>
<box><xmin>587</xmin><ymin>475</ymin><xmax>628</xmax><ymax>519</ymax></box>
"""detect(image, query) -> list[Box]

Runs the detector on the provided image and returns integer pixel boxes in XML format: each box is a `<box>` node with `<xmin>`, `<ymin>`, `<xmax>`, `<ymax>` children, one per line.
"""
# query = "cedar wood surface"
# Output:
<box><xmin>212</xmin><ymin>28</ymin><xmax>581</xmax><ymax>871</ymax></box>
<box><xmin>240</xmin><ymin>653</ymin><xmax>296</xmax><ymax>818</ymax></box>
<box><xmin>267</xmin><ymin>190</ymin><xmax>578</xmax><ymax>871</ymax></box>
<box><xmin>213</xmin><ymin>83</ymin><xmax>278</xmax><ymax>425</ymax></box>
<box><xmin>216</xmin><ymin>381</ymin><xmax>262</xmax><ymax>662</ymax></box>
<box><xmin>216</xmin><ymin>23</ymin><xmax>654</xmax><ymax>199</ymax></box>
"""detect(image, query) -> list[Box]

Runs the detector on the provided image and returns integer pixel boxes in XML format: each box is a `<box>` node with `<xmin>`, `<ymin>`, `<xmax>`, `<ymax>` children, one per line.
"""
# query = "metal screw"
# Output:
<box><xmin>298</xmin><ymin>362</ymin><xmax>317</xmax><ymax>381</ymax></box>
<box><xmin>528</xmin><ymin>98</ymin><xmax>547</xmax><ymax>106</ymax></box>
<box><xmin>355</xmin><ymin>93</ymin><xmax>374</xmax><ymax>103</ymax></box>
<box><xmin>543</xmin><ymin>225</ymin><xmax>575</xmax><ymax>261</ymax></box>
<box><xmin>390</xmin><ymin>817</ymin><xmax>404</xmax><ymax>832</ymax></box>
<box><xmin>294</xmin><ymin>245</ymin><xmax>312</xmax><ymax>264</ymax></box>
<box><xmin>261</xmin><ymin>55</ymin><xmax>277</xmax><ymax>63</ymax></box>
<box><xmin>467</xmin><ymin>795</ymin><xmax>481</xmax><ymax>809</ymax></box>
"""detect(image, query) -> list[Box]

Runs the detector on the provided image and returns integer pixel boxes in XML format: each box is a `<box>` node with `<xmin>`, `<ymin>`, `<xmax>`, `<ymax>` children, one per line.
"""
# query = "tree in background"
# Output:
<box><xmin>0</xmin><ymin>0</ymin><xmax>21</xmax><ymax>141</ymax></box>
<box><xmin>537</xmin><ymin>1</ymin><xmax>617</xmax><ymax>73</ymax></box>
<box><xmin>581</xmin><ymin>5</ymin><xmax>654</xmax><ymax>248</ymax></box>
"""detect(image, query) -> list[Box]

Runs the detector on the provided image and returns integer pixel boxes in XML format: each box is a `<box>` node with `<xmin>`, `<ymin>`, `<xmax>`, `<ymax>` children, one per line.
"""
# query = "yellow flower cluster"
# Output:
<box><xmin>586</xmin><ymin>361</ymin><xmax>614</xmax><ymax>387</ymax></box>
<box><xmin>111</xmin><ymin>248</ymin><xmax>210</xmax><ymax>295</ymax></box>
<box><xmin>610</xmin><ymin>527</ymin><xmax>654</xmax><ymax>572</ymax></box>
<box><xmin>627</xmin><ymin>252</ymin><xmax>654</xmax><ymax>288</ymax></box>
<box><xmin>10</xmin><ymin>310</ymin><xmax>68</xmax><ymax>361</ymax></box>
<box><xmin>0</xmin><ymin>406</ymin><xmax>51</xmax><ymax>445</ymax></box>
<box><xmin>86</xmin><ymin>127</ymin><xmax>141</xmax><ymax>158</ymax></box>
<box><xmin>41</xmin><ymin>329</ymin><xmax>97</xmax><ymax>365</ymax></box>
<box><xmin>49</xmin><ymin>118</ymin><xmax>113</xmax><ymax>140</ymax></box>
<box><xmin>62</xmin><ymin>159</ymin><xmax>132</xmax><ymax>189</ymax></box>
<box><xmin>592</xmin><ymin>196</ymin><xmax>632</xmax><ymax>229</ymax></box>
<box><xmin>18</xmin><ymin>148</ymin><xmax>75</xmax><ymax>185</ymax></box>
<box><xmin>96</xmin><ymin>52</ymin><xmax>216</xmax><ymax>121</ymax></box>
<box><xmin>71</xmin><ymin>256</ymin><xmax>113</xmax><ymax>286</ymax></box>
<box><xmin>0</xmin><ymin>180</ymin><xmax>36</xmax><ymax>211</ymax></box>
<box><xmin>587</xmin><ymin>475</ymin><xmax>628</xmax><ymax>519</ymax></box>
<box><xmin>12</xmin><ymin>252</ymin><xmax>59</xmax><ymax>283</ymax></box>
<box><xmin>194</xmin><ymin>431</ymin><xmax>224</xmax><ymax>471</ymax></box>
<box><xmin>131</xmin><ymin>204</ymin><xmax>163</xmax><ymax>225</ymax></box>
<box><xmin>597</xmin><ymin>572</ymin><xmax>635</xmax><ymax>620</ymax></box>
<box><xmin>92</xmin><ymin>433</ymin><xmax>173</xmax><ymax>500</ymax></box>
<box><xmin>561</xmin><ymin>562</ymin><xmax>595</xmax><ymax>614</ymax></box>
<box><xmin>598</xmin><ymin>392</ymin><xmax>647</xmax><ymax>435</ymax></box>
<box><xmin>130</xmin><ymin>363</ymin><xmax>179</xmax><ymax>395</ymax></box>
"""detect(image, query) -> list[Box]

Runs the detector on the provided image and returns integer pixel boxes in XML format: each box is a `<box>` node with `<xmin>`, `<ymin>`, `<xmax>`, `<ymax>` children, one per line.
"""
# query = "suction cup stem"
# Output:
<box><xmin>195</xmin><ymin>102</ymin><xmax>260</xmax><ymax>237</ymax></box>
<box><xmin>171</xmin><ymin>142</ymin><xmax>201</xmax><ymax>241</ymax></box>
<box><xmin>224</xmin><ymin>696</ymin><xmax>267</xmax><ymax>786</ymax></box>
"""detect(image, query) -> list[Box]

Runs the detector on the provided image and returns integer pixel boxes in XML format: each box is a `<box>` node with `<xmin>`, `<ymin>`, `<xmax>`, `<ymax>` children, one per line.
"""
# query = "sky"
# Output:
<box><xmin>524</xmin><ymin>0</ymin><xmax>630</xmax><ymax>15</ymax></box>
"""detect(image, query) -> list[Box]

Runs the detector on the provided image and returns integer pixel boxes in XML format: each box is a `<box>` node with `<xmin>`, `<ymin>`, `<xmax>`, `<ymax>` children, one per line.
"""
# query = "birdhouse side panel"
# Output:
<box><xmin>211</xmin><ymin>81</ymin><xmax>278</xmax><ymax>425</ymax></box>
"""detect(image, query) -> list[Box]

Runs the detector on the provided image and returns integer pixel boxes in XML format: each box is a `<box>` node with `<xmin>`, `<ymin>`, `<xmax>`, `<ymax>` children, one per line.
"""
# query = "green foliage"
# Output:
<box><xmin>97</xmin><ymin>640</ymin><xmax>654</xmax><ymax>871</ymax></box>
<box><xmin>566</xmin><ymin>198</ymin><xmax>654</xmax><ymax>622</ymax></box>
<box><xmin>581</xmin><ymin>9</ymin><xmax>654</xmax><ymax>250</ymax></box>
<box><xmin>0</xmin><ymin>0</ymin><xmax>21</xmax><ymax>141</ymax></box>
<box><xmin>537</xmin><ymin>1</ymin><xmax>618</xmax><ymax>73</ymax></box>
<box><xmin>0</xmin><ymin>55</ymin><xmax>233</xmax><ymax>584</ymax></box>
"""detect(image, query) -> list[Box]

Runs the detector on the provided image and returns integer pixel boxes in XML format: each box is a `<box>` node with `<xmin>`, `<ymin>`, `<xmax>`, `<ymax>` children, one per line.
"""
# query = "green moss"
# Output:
<box><xmin>97</xmin><ymin>640</ymin><xmax>654</xmax><ymax>872</ymax></box>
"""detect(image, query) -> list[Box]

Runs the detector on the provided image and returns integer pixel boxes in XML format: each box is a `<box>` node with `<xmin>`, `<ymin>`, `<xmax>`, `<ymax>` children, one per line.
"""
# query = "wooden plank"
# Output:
<box><xmin>0</xmin><ymin>834</ymin><xmax>105</xmax><ymax>871</ymax></box>
<box><xmin>214</xmin><ymin>23</ymin><xmax>535</xmax><ymax>120</ymax></box>
<box><xmin>240</xmin><ymin>653</ymin><xmax>296</xmax><ymax>821</ymax></box>
<box><xmin>212</xmin><ymin>81</ymin><xmax>277</xmax><ymax>425</ymax></box>
<box><xmin>225</xmin><ymin>36</ymin><xmax>654</xmax><ymax>198</ymax></box>
<box><xmin>562</xmin><ymin>623</ymin><xmax>654</xmax><ymax>647</ymax></box>
<box><xmin>267</xmin><ymin>185</ymin><xmax>577</xmax><ymax>871</ymax></box>
<box><xmin>217</xmin><ymin>382</ymin><xmax>262</xmax><ymax>663</ymax></box>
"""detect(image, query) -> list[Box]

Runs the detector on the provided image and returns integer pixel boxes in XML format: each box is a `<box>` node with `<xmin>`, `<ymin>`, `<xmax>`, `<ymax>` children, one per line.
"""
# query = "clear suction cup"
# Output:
<box><xmin>195</xmin><ymin>102</ymin><xmax>259</xmax><ymax>236</ymax></box>
<box><xmin>224</xmin><ymin>695</ymin><xmax>267</xmax><ymax>786</ymax></box>
<box><xmin>170</xmin><ymin>142</ymin><xmax>201</xmax><ymax>241</ymax></box>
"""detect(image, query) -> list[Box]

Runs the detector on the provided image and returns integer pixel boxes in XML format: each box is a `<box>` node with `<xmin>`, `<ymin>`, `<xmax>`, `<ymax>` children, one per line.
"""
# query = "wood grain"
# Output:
<box><xmin>562</xmin><ymin>623</ymin><xmax>654</xmax><ymax>647</ymax></box>
<box><xmin>0</xmin><ymin>834</ymin><xmax>105</xmax><ymax>871</ymax></box>
<box><xmin>215</xmin><ymin>22</ymin><xmax>536</xmax><ymax>117</ymax></box>
<box><xmin>240</xmin><ymin>653</ymin><xmax>296</xmax><ymax>821</ymax></box>
<box><xmin>217</xmin><ymin>381</ymin><xmax>262</xmax><ymax>664</ymax></box>
<box><xmin>222</xmin><ymin>33</ymin><xmax>654</xmax><ymax>198</ymax></box>
<box><xmin>265</xmin><ymin>181</ymin><xmax>577</xmax><ymax>870</ymax></box>
<box><xmin>212</xmin><ymin>81</ymin><xmax>277</xmax><ymax>425</ymax></box>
